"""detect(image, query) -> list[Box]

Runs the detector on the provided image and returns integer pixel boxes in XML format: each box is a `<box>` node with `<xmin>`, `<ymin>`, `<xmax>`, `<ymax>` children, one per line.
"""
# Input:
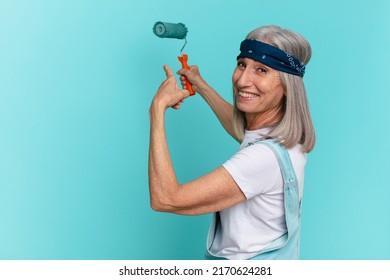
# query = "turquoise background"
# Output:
<box><xmin>1</xmin><ymin>0</ymin><xmax>389</xmax><ymax>260</ymax></box>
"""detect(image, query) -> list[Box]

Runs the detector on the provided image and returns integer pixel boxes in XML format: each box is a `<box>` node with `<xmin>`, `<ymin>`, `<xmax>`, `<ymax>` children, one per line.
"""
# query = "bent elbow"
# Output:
<box><xmin>150</xmin><ymin>199</ymin><xmax>165</xmax><ymax>212</ymax></box>
<box><xmin>150</xmin><ymin>196</ymin><xmax>176</xmax><ymax>213</ymax></box>
<box><xmin>150</xmin><ymin>196</ymin><xmax>200</xmax><ymax>216</ymax></box>
<box><xmin>149</xmin><ymin>181</ymin><xmax>182</xmax><ymax>213</ymax></box>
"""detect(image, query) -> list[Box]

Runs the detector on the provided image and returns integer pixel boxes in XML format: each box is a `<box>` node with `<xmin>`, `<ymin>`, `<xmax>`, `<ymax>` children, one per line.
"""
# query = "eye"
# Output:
<box><xmin>236</xmin><ymin>60</ymin><xmax>246</xmax><ymax>69</ymax></box>
<box><xmin>256</xmin><ymin>67</ymin><xmax>267</xmax><ymax>74</ymax></box>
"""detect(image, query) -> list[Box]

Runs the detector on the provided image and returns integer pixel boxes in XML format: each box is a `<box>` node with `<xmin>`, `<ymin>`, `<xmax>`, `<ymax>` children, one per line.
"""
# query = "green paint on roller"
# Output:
<box><xmin>153</xmin><ymin>22</ymin><xmax>188</xmax><ymax>39</ymax></box>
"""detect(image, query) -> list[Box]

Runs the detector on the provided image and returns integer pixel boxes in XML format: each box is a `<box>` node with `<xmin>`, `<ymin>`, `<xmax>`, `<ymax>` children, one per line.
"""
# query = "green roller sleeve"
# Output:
<box><xmin>153</xmin><ymin>22</ymin><xmax>188</xmax><ymax>39</ymax></box>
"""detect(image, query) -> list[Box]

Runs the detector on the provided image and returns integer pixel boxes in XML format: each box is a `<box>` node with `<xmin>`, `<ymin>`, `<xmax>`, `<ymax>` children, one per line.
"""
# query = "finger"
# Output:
<box><xmin>179</xmin><ymin>76</ymin><xmax>187</xmax><ymax>89</ymax></box>
<box><xmin>170</xmin><ymin>92</ymin><xmax>188</xmax><ymax>110</ymax></box>
<box><xmin>172</xmin><ymin>105</ymin><xmax>180</xmax><ymax>110</ymax></box>
<box><xmin>171</xmin><ymin>102</ymin><xmax>181</xmax><ymax>110</ymax></box>
<box><xmin>177</xmin><ymin>67</ymin><xmax>189</xmax><ymax>76</ymax></box>
<box><xmin>180</xmin><ymin>89</ymin><xmax>191</xmax><ymax>100</ymax></box>
<box><xmin>163</xmin><ymin>64</ymin><xmax>175</xmax><ymax>78</ymax></box>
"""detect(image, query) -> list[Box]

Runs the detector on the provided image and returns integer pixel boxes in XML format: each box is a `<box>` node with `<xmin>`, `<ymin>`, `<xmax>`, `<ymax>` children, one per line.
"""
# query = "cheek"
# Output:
<box><xmin>255</xmin><ymin>78</ymin><xmax>284</xmax><ymax>96</ymax></box>
<box><xmin>272</xmin><ymin>83</ymin><xmax>285</xmax><ymax>97</ymax></box>
<box><xmin>269</xmin><ymin>86</ymin><xmax>285</xmax><ymax>107</ymax></box>
<box><xmin>232</xmin><ymin>72</ymin><xmax>240</xmax><ymax>94</ymax></box>
<box><xmin>232</xmin><ymin>70</ymin><xmax>239</xmax><ymax>85</ymax></box>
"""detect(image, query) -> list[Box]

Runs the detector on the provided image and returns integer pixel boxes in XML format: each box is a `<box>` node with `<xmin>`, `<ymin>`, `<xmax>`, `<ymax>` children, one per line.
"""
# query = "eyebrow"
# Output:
<box><xmin>238</xmin><ymin>57</ymin><xmax>273</xmax><ymax>70</ymax></box>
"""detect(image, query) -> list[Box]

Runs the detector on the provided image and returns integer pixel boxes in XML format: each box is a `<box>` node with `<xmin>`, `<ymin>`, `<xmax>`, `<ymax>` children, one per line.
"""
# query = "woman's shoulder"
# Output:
<box><xmin>225</xmin><ymin>141</ymin><xmax>281</xmax><ymax>177</ymax></box>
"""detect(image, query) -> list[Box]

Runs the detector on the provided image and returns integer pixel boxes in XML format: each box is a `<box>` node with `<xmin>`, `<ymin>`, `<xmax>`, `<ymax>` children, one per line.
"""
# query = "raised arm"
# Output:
<box><xmin>178</xmin><ymin>66</ymin><xmax>240</xmax><ymax>142</ymax></box>
<box><xmin>148</xmin><ymin>65</ymin><xmax>246</xmax><ymax>216</ymax></box>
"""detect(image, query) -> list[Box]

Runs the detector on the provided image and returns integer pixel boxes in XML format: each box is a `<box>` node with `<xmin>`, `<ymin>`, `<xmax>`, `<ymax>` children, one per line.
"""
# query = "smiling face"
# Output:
<box><xmin>233</xmin><ymin>57</ymin><xmax>286</xmax><ymax>130</ymax></box>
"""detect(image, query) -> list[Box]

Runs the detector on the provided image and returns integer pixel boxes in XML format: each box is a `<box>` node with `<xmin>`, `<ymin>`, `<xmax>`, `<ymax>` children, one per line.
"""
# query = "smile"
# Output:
<box><xmin>238</xmin><ymin>91</ymin><xmax>259</xmax><ymax>98</ymax></box>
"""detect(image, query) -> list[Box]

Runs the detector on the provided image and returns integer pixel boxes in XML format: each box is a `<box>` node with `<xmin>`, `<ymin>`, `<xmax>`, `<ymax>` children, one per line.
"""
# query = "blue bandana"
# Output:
<box><xmin>237</xmin><ymin>39</ymin><xmax>306</xmax><ymax>77</ymax></box>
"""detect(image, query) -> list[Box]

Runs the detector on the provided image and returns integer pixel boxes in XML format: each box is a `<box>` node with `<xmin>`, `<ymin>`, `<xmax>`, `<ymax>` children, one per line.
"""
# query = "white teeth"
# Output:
<box><xmin>238</xmin><ymin>91</ymin><xmax>259</xmax><ymax>98</ymax></box>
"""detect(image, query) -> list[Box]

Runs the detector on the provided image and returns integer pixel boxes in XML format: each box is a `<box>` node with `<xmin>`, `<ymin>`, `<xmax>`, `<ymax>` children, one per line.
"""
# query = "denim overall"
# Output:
<box><xmin>206</xmin><ymin>139</ymin><xmax>302</xmax><ymax>260</ymax></box>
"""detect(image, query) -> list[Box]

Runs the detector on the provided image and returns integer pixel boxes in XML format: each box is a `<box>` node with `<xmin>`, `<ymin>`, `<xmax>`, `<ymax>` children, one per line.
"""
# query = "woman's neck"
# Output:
<box><xmin>245</xmin><ymin>106</ymin><xmax>283</xmax><ymax>131</ymax></box>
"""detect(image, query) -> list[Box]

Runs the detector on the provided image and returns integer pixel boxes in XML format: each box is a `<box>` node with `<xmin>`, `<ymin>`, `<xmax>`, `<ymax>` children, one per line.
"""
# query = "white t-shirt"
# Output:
<box><xmin>208</xmin><ymin>128</ymin><xmax>306</xmax><ymax>260</ymax></box>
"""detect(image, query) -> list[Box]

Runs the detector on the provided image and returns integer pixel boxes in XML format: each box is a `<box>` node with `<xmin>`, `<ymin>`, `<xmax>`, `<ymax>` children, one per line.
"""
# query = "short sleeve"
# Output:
<box><xmin>222</xmin><ymin>144</ymin><xmax>282</xmax><ymax>199</ymax></box>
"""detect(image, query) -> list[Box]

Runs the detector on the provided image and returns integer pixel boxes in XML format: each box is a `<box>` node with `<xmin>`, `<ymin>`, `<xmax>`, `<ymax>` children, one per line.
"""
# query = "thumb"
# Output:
<box><xmin>163</xmin><ymin>64</ymin><xmax>175</xmax><ymax>78</ymax></box>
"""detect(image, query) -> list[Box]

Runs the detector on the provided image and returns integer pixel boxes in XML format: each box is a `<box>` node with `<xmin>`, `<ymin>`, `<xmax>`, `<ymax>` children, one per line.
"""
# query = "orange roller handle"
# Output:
<box><xmin>178</xmin><ymin>54</ymin><xmax>195</xmax><ymax>96</ymax></box>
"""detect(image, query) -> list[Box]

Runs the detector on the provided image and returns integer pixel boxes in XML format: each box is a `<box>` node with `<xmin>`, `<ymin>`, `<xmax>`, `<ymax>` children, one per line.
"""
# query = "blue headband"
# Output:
<box><xmin>237</xmin><ymin>39</ymin><xmax>306</xmax><ymax>77</ymax></box>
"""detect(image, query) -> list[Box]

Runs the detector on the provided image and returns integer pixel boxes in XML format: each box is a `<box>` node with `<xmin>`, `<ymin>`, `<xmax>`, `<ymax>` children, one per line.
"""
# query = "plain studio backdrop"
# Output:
<box><xmin>1</xmin><ymin>0</ymin><xmax>389</xmax><ymax>259</ymax></box>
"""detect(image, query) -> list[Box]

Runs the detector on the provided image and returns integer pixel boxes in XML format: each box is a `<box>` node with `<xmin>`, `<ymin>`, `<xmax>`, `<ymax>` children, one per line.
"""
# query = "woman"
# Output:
<box><xmin>148</xmin><ymin>25</ymin><xmax>315</xmax><ymax>260</ymax></box>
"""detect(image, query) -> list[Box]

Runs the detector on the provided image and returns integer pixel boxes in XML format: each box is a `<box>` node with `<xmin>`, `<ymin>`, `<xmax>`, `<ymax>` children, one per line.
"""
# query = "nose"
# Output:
<box><xmin>235</xmin><ymin>67</ymin><xmax>254</xmax><ymax>88</ymax></box>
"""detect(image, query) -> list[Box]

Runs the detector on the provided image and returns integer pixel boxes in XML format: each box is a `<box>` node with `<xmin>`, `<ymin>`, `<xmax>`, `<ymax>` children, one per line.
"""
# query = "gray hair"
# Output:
<box><xmin>232</xmin><ymin>25</ymin><xmax>315</xmax><ymax>153</ymax></box>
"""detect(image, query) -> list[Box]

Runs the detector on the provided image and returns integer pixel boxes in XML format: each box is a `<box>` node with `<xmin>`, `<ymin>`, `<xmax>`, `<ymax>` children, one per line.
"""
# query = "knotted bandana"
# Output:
<box><xmin>237</xmin><ymin>39</ymin><xmax>306</xmax><ymax>77</ymax></box>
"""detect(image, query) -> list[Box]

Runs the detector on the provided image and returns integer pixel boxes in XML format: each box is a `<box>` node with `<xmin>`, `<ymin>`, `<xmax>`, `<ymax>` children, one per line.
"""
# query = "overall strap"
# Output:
<box><xmin>251</xmin><ymin>139</ymin><xmax>298</xmax><ymax>189</ymax></box>
<box><xmin>248</xmin><ymin>139</ymin><xmax>302</xmax><ymax>259</ymax></box>
<box><xmin>206</xmin><ymin>139</ymin><xmax>302</xmax><ymax>259</ymax></box>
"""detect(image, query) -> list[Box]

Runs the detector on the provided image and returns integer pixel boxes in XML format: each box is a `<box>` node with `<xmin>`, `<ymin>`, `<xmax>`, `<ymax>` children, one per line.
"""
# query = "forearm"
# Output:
<box><xmin>196</xmin><ymin>82</ymin><xmax>238</xmax><ymax>141</ymax></box>
<box><xmin>179</xmin><ymin>66</ymin><xmax>239</xmax><ymax>141</ymax></box>
<box><xmin>148</xmin><ymin>108</ymin><xmax>246</xmax><ymax>216</ymax></box>
<box><xmin>148</xmin><ymin>66</ymin><xmax>247</xmax><ymax>216</ymax></box>
<box><xmin>148</xmin><ymin>103</ymin><xmax>179</xmax><ymax>212</ymax></box>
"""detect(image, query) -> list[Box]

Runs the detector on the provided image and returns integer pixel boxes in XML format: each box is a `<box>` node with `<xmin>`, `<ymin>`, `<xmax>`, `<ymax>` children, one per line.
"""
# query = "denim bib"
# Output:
<box><xmin>206</xmin><ymin>139</ymin><xmax>302</xmax><ymax>260</ymax></box>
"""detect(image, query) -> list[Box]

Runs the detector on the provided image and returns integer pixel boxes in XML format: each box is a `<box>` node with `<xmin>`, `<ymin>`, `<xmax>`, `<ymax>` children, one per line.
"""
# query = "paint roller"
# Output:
<box><xmin>153</xmin><ymin>21</ymin><xmax>195</xmax><ymax>95</ymax></box>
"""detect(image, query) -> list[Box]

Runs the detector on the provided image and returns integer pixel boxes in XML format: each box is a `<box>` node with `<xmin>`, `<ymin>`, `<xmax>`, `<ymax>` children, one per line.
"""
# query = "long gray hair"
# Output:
<box><xmin>232</xmin><ymin>25</ymin><xmax>315</xmax><ymax>153</ymax></box>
